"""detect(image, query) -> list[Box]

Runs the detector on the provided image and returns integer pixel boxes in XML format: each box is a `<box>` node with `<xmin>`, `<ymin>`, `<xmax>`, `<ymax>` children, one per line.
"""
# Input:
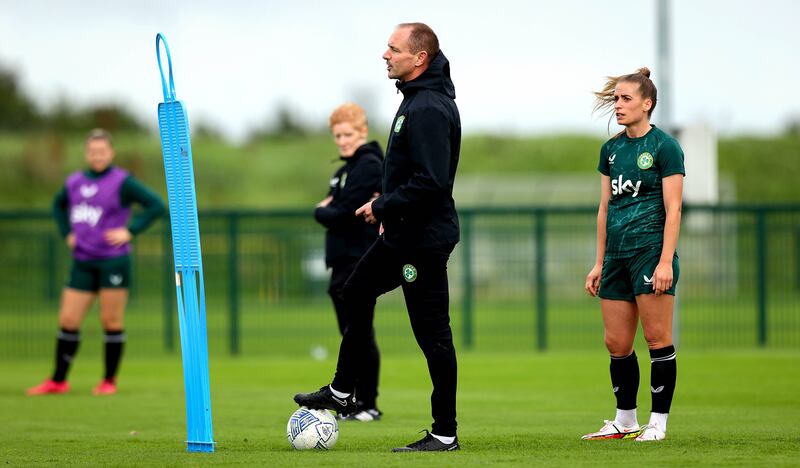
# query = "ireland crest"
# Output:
<box><xmin>637</xmin><ymin>152</ymin><xmax>654</xmax><ymax>170</ymax></box>
<box><xmin>402</xmin><ymin>264</ymin><xmax>417</xmax><ymax>282</ymax></box>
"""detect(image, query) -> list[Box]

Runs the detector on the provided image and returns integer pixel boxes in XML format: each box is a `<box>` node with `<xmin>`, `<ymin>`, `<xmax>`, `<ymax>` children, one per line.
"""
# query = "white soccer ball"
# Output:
<box><xmin>287</xmin><ymin>407</ymin><xmax>339</xmax><ymax>450</ymax></box>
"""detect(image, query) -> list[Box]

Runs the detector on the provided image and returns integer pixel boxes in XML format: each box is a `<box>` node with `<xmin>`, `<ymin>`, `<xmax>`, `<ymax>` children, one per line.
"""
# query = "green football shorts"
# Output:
<box><xmin>599</xmin><ymin>249</ymin><xmax>679</xmax><ymax>302</ymax></box>
<box><xmin>67</xmin><ymin>255</ymin><xmax>131</xmax><ymax>292</ymax></box>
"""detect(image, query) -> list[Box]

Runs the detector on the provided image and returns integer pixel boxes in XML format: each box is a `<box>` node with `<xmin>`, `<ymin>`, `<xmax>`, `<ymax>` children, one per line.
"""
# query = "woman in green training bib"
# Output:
<box><xmin>582</xmin><ymin>68</ymin><xmax>685</xmax><ymax>442</ymax></box>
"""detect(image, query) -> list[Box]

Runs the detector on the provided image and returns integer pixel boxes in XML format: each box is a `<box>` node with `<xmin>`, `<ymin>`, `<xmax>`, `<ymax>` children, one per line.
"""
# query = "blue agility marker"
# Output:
<box><xmin>155</xmin><ymin>33</ymin><xmax>215</xmax><ymax>453</ymax></box>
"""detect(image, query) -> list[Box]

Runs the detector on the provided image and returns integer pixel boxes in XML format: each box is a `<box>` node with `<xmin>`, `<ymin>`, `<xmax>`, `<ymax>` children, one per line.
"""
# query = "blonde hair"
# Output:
<box><xmin>329</xmin><ymin>103</ymin><xmax>368</xmax><ymax>132</ymax></box>
<box><xmin>85</xmin><ymin>128</ymin><xmax>113</xmax><ymax>146</ymax></box>
<box><xmin>593</xmin><ymin>67</ymin><xmax>658</xmax><ymax>119</ymax></box>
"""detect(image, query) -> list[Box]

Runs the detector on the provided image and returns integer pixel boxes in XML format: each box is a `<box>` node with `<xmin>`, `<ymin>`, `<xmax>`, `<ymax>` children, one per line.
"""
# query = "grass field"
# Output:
<box><xmin>2</xmin><ymin>351</ymin><xmax>798</xmax><ymax>466</ymax></box>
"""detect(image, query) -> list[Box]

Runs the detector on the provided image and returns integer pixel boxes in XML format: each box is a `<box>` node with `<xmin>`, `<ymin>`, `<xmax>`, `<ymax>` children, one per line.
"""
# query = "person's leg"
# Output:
<box><xmin>582</xmin><ymin>257</ymin><xmax>641</xmax><ymax>439</ymax></box>
<box><xmin>295</xmin><ymin>239</ymin><xmax>398</xmax><ymax>412</ymax></box>
<box><xmin>329</xmin><ymin>258</ymin><xmax>382</xmax><ymax>415</ymax></box>
<box><xmin>602</xmin><ymin>299</ymin><xmax>640</xmax><ymax>425</ymax></box>
<box><xmin>328</xmin><ymin>260</ymin><xmax>356</xmax><ymax>336</ymax></box>
<box><xmin>27</xmin><ymin>287</ymin><xmax>96</xmax><ymax>395</ymax></box>
<box><xmin>401</xmin><ymin>250</ymin><xmax>458</xmax><ymax>439</ymax></box>
<box><xmin>331</xmin><ymin>240</ymin><xmax>397</xmax><ymax>394</ymax></box>
<box><xmin>98</xmin><ymin>288</ymin><xmax>128</xmax><ymax>384</ymax></box>
<box><xmin>94</xmin><ymin>256</ymin><xmax>131</xmax><ymax>394</ymax></box>
<box><xmin>54</xmin><ymin>288</ymin><xmax>97</xmax><ymax>381</ymax></box>
<box><xmin>633</xmin><ymin>251</ymin><xmax>679</xmax><ymax>440</ymax></box>
<box><xmin>637</xmin><ymin>293</ymin><xmax>676</xmax><ymax>437</ymax></box>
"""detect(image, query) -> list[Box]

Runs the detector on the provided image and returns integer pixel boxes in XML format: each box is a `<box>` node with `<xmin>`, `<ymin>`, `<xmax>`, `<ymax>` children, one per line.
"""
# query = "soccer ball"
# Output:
<box><xmin>287</xmin><ymin>407</ymin><xmax>339</xmax><ymax>450</ymax></box>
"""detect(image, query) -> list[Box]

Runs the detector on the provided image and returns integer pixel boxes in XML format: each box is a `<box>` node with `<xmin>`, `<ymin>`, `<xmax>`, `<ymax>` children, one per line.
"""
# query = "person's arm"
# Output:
<box><xmin>316</xmin><ymin>159</ymin><xmax>381</xmax><ymax>229</ymax></box>
<box><xmin>585</xmin><ymin>175</ymin><xmax>610</xmax><ymax>297</ymax></box>
<box><xmin>120</xmin><ymin>175</ymin><xmax>166</xmax><ymax>235</ymax></box>
<box><xmin>370</xmin><ymin>108</ymin><xmax>451</xmax><ymax>221</ymax></box>
<box><xmin>52</xmin><ymin>187</ymin><xmax>70</xmax><ymax>238</ymax></box>
<box><xmin>652</xmin><ymin>174</ymin><xmax>683</xmax><ymax>295</ymax></box>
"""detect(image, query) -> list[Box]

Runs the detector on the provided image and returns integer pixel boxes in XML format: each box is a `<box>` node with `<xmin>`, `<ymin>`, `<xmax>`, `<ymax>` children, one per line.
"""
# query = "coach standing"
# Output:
<box><xmin>295</xmin><ymin>22</ymin><xmax>462</xmax><ymax>452</ymax></box>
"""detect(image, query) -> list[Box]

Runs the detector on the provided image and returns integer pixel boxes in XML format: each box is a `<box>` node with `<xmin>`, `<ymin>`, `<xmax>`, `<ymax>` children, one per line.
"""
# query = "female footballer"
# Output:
<box><xmin>27</xmin><ymin>129</ymin><xmax>165</xmax><ymax>396</ymax></box>
<box><xmin>582</xmin><ymin>68</ymin><xmax>685</xmax><ymax>441</ymax></box>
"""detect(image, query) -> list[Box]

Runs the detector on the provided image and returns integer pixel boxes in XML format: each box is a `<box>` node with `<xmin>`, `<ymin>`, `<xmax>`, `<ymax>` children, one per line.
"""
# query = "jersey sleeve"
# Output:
<box><xmin>120</xmin><ymin>175</ymin><xmax>166</xmax><ymax>235</ymax></box>
<box><xmin>52</xmin><ymin>187</ymin><xmax>71</xmax><ymax>238</ymax></box>
<box><xmin>597</xmin><ymin>142</ymin><xmax>610</xmax><ymax>176</ymax></box>
<box><xmin>657</xmin><ymin>138</ymin><xmax>686</xmax><ymax>178</ymax></box>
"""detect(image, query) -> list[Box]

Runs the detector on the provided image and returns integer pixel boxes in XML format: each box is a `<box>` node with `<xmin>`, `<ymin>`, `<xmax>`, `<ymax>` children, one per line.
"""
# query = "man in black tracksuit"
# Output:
<box><xmin>295</xmin><ymin>22</ymin><xmax>461</xmax><ymax>452</ymax></box>
<box><xmin>314</xmin><ymin>104</ymin><xmax>383</xmax><ymax>419</ymax></box>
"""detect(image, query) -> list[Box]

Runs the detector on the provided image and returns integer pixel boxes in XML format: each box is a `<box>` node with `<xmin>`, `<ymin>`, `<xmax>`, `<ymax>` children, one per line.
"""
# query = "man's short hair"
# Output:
<box><xmin>397</xmin><ymin>22</ymin><xmax>439</xmax><ymax>58</ymax></box>
<box><xmin>329</xmin><ymin>103</ymin><xmax>368</xmax><ymax>132</ymax></box>
<box><xmin>86</xmin><ymin>128</ymin><xmax>113</xmax><ymax>146</ymax></box>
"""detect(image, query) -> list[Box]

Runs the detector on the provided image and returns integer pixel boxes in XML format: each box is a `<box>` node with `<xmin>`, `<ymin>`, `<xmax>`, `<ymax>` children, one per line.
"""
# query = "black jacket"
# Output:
<box><xmin>314</xmin><ymin>141</ymin><xmax>383</xmax><ymax>266</ymax></box>
<box><xmin>371</xmin><ymin>51</ymin><xmax>461</xmax><ymax>251</ymax></box>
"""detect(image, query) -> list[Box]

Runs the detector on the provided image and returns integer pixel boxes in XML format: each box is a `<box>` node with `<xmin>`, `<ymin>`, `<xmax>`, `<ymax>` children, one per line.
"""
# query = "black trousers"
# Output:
<box><xmin>328</xmin><ymin>257</ymin><xmax>380</xmax><ymax>409</ymax></box>
<box><xmin>331</xmin><ymin>238</ymin><xmax>458</xmax><ymax>436</ymax></box>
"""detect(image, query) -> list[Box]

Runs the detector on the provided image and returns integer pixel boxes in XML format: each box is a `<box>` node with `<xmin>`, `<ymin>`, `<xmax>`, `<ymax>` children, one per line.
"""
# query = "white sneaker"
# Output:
<box><xmin>581</xmin><ymin>420</ymin><xmax>641</xmax><ymax>440</ymax></box>
<box><xmin>634</xmin><ymin>424</ymin><xmax>666</xmax><ymax>441</ymax></box>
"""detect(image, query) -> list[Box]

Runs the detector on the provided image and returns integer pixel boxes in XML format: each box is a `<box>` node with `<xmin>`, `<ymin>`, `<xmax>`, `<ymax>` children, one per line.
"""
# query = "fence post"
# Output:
<box><xmin>534</xmin><ymin>210</ymin><xmax>547</xmax><ymax>351</ymax></box>
<box><xmin>228</xmin><ymin>213</ymin><xmax>240</xmax><ymax>355</ymax></box>
<box><xmin>162</xmin><ymin>219</ymin><xmax>174</xmax><ymax>352</ymax></box>
<box><xmin>755</xmin><ymin>209</ymin><xmax>767</xmax><ymax>347</ymax></box>
<box><xmin>461</xmin><ymin>212</ymin><xmax>474</xmax><ymax>349</ymax></box>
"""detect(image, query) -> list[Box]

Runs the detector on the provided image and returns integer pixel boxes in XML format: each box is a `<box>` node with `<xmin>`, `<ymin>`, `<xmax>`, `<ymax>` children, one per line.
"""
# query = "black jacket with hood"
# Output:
<box><xmin>371</xmin><ymin>51</ymin><xmax>461</xmax><ymax>251</ymax></box>
<box><xmin>314</xmin><ymin>141</ymin><xmax>383</xmax><ymax>266</ymax></box>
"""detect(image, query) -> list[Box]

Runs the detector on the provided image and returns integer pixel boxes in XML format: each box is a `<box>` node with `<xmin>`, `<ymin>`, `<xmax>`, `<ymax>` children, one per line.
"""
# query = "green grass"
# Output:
<box><xmin>2</xmin><ymin>351</ymin><xmax>798</xmax><ymax>466</ymax></box>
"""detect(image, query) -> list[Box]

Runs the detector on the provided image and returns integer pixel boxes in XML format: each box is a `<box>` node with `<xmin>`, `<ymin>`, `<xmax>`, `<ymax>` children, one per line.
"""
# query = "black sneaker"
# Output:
<box><xmin>293</xmin><ymin>385</ymin><xmax>356</xmax><ymax>413</ymax></box>
<box><xmin>392</xmin><ymin>430</ymin><xmax>460</xmax><ymax>452</ymax></box>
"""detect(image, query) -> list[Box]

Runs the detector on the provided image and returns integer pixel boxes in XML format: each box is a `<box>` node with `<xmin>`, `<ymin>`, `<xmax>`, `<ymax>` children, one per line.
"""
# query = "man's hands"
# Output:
<box><xmin>355</xmin><ymin>192</ymin><xmax>381</xmax><ymax>224</ymax></box>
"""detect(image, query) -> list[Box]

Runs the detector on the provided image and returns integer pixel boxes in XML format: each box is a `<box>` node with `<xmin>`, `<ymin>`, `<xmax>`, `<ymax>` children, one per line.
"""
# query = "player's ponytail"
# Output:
<box><xmin>593</xmin><ymin>68</ymin><xmax>658</xmax><ymax>128</ymax></box>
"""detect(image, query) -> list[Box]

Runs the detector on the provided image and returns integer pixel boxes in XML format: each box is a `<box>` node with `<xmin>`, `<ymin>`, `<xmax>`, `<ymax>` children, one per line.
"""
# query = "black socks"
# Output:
<box><xmin>649</xmin><ymin>345</ymin><xmax>677</xmax><ymax>414</ymax></box>
<box><xmin>609</xmin><ymin>351</ymin><xmax>639</xmax><ymax>410</ymax></box>
<box><xmin>104</xmin><ymin>330</ymin><xmax>126</xmax><ymax>381</ymax></box>
<box><xmin>53</xmin><ymin>328</ymin><xmax>81</xmax><ymax>382</ymax></box>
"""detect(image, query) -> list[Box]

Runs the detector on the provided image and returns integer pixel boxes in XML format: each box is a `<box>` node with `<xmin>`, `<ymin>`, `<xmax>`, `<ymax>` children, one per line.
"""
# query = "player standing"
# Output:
<box><xmin>294</xmin><ymin>22</ymin><xmax>462</xmax><ymax>451</ymax></box>
<box><xmin>27</xmin><ymin>129</ymin><xmax>165</xmax><ymax>396</ymax></box>
<box><xmin>315</xmin><ymin>103</ymin><xmax>384</xmax><ymax>421</ymax></box>
<box><xmin>583</xmin><ymin>68</ymin><xmax>685</xmax><ymax>441</ymax></box>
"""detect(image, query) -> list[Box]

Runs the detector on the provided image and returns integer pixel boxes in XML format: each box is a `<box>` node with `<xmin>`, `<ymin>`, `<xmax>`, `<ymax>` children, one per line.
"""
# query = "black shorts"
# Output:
<box><xmin>599</xmin><ymin>249</ymin><xmax>680</xmax><ymax>302</ymax></box>
<box><xmin>67</xmin><ymin>256</ymin><xmax>131</xmax><ymax>292</ymax></box>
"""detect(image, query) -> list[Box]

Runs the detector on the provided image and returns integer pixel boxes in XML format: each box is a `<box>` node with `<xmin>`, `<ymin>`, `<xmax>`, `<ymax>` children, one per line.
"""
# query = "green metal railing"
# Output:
<box><xmin>1</xmin><ymin>204</ymin><xmax>798</xmax><ymax>359</ymax></box>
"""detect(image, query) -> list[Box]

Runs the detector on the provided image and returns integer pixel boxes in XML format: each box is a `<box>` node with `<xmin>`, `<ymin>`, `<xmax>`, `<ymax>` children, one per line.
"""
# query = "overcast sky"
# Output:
<box><xmin>0</xmin><ymin>0</ymin><xmax>797</xmax><ymax>141</ymax></box>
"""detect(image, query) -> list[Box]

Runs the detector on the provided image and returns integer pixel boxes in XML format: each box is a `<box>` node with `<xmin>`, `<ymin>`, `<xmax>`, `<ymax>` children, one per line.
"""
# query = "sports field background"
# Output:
<box><xmin>2</xmin><ymin>133</ymin><xmax>799</xmax><ymax>465</ymax></box>
<box><xmin>2</xmin><ymin>203</ymin><xmax>799</xmax><ymax>359</ymax></box>
<box><xmin>2</xmin><ymin>352</ymin><xmax>798</xmax><ymax>466</ymax></box>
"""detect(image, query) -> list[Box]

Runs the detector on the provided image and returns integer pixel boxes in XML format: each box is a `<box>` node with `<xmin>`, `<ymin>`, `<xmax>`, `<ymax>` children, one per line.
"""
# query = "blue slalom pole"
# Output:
<box><xmin>155</xmin><ymin>32</ymin><xmax>215</xmax><ymax>453</ymax></box>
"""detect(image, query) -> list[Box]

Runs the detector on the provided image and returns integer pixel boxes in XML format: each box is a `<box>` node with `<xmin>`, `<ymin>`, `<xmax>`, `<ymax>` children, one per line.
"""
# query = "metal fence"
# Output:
<box><xmin>1</xmin><ymin>205</ymin><xmax>798</xmax><ymax>359</ymax></box>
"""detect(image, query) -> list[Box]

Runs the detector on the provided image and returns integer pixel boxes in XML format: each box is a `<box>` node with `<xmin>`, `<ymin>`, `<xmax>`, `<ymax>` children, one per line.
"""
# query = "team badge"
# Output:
<box><xmin>402</xmin><ymin>264</ymin><xmax>417</xmax><ymax>282</ymax></box>
<box><xmin>339</xmin><ymin>172</ymin><xmax>348</xmax><ymax>188</ymax></box>
<box><xmin>637</xmin><ymin>152</ymin><xmax>654</xmax><ymax>170</ymax></box>
<box><xmin>394</xmin><ymin>115</ymin><xmax>406</xmax><ymax>133</ymax></box>
<box><xmin>79</xmin><ymin>184</ymin><xmax>99</xmax><ymax>198</ymax></box>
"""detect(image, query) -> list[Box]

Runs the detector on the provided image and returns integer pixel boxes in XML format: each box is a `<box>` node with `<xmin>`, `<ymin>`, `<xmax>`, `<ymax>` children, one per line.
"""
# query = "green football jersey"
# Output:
<box><xmin>598</xmin><ymin>125</ymin><xmax>685</xmax><ymax>259</ymax></box>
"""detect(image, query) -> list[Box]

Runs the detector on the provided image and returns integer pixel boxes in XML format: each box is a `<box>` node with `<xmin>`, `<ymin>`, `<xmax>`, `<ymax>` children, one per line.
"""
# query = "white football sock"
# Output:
<box><xmin>615</xmin><ymin>408</ymin><xmax>638</xmax><ymax>427</ymax></box>
<box><xmin>431</xmin><ymin>433</ymin><xmax>456</xmax><ymax>444</ymax></box>
<box><xmin>329</xmin><ymin>385</ymin><xmax>350</xmax><ymax>398</ymax></box>
<box><xmin>649</xmin><ymin>412</ymin><xmax>669</xmax><ymax>432</ymax></box>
